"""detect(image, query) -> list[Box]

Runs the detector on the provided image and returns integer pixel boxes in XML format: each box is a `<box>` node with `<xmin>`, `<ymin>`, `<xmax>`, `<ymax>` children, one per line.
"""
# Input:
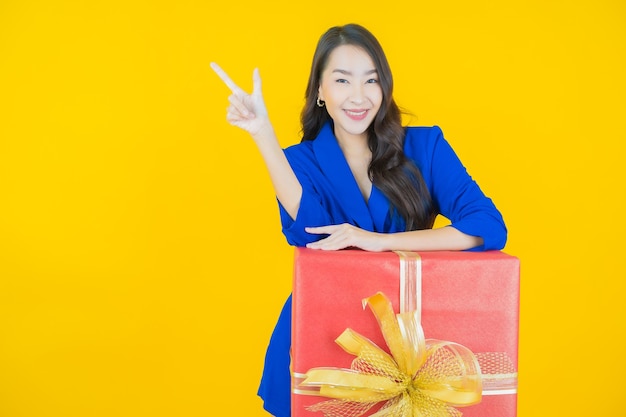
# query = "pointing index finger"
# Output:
<box><xmin>210</xmin><ymin>62</ymin><xmax>243</xmax><ymax>94</ymax></box>
<box><xmin>305</xmin><ymin>225</ymin><xmax>336</xmax><ymax>234</ymax></box>
<box><xmin>253</xmin><ymin>67</ymin><xmax>262</xmax><ymax>94</ymax></box>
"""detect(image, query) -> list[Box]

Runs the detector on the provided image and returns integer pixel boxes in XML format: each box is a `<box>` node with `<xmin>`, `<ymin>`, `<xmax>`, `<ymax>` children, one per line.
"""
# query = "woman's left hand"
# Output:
<box><xmin>305</xmin><ymin>224</ymin><xmax>387</xmax><ymax>252</ymax></box>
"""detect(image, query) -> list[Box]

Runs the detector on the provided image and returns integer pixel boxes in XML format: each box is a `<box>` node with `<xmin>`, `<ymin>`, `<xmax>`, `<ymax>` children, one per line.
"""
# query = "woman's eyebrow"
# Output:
<box><xmin>331</xmin><ymin>68</ymin><xmax>378</xmax><ymax>76</ymax></box>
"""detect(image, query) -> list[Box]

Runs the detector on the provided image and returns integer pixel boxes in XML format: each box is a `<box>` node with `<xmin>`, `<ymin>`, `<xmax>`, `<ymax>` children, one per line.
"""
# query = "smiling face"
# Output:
<box><xmin>317</xmin><ymin>44</ymin><xmax>383</xmax><ymax>145</ymax></box>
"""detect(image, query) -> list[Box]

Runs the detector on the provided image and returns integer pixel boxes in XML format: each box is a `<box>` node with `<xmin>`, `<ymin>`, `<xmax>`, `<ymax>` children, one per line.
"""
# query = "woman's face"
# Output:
<box><xmin>318</xmin><ymin>44</ymin><xmax>383</xmax><ymax>144</ymax></box>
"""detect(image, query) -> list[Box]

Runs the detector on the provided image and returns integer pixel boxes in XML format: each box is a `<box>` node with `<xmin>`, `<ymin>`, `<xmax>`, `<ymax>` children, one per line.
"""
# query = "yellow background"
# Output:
<box><xmin>1</xmin><ymin>0</ymin><xmax>624</xmax><ymax>416</ymax></box>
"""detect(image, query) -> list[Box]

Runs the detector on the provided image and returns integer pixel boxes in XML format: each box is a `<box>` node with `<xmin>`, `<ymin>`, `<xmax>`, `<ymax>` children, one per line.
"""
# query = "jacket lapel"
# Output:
<box><xmin>368</xmin><ymin>185</ymin><xmax>396</xmax><ymax>232</ymax></box>
<box><xmin>313</xmin><ymin>124</ymin><xmax>375</xmax><ymax>231</ymax></box>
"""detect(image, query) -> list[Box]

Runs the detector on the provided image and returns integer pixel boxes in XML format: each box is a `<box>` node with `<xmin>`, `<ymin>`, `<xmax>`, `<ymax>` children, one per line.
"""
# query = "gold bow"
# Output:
<box><xmin>299</xmin><ymin>292</ymin><xmax>483</xmax><ymax>417</ymax></box>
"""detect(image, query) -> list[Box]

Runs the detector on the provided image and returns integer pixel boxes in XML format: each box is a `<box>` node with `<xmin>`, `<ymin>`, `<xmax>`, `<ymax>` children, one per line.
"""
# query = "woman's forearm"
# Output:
<box><xmin>378</xmin><ymin>226</ymin><xmax>483</xmax><ymax>252</ymax></box>
<box><xmin>252</xmin><ymin>126</ymin><xmax>302</xmax><ymax>220</ymax></box>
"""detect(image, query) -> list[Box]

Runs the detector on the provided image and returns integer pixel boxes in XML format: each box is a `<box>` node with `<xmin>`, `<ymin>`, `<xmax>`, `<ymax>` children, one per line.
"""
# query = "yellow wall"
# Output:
<box><xmin>0</xmin><ymin>1</ymin><xmax>624</xmax><ymax>415</ymax></box>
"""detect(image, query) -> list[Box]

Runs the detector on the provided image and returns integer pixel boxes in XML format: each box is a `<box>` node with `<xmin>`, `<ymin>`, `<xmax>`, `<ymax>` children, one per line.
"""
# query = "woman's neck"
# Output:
<box><xmin>335</xmin><ymin>131</ymin><xmax>370</xmax><ymax>159</ymax></box>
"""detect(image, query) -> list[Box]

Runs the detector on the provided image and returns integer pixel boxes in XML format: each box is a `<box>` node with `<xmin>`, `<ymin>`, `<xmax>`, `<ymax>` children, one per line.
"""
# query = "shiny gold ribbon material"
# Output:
<box><xmin>395</xmin><ymin>250</ymin><xmax>421</xmax><ymax>316</ymax></box>
<box><xmin>299</xmin><ymin>292</ymin><xmax>483</xmax><ymax>417</ymax></box>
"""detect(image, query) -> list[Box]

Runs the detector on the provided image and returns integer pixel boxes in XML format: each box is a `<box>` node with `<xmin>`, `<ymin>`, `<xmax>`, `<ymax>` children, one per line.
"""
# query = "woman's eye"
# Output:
<box><xmin>335</xmin><ymin>79</ymin><xmax>348</xmax><ymax>84</ymax></box>
<box><xmin>366</xmin><ymin>78</ymin><xmax>378</xmax><ymax>84</ymax></box>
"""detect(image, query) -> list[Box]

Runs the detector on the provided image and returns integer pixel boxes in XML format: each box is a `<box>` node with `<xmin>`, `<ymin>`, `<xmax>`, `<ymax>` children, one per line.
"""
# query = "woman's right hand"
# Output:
<box><xmin>210</xmin><ymin>62</ymin><xmax>271</xmax><ymax>138</ymax></box>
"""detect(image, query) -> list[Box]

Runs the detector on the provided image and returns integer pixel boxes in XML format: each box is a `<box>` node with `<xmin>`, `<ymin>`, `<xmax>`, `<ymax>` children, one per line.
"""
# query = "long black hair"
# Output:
<box><xmin>301</xmin><ymin>24</ymin><xmax>435</xmax><ymax>230</ymax></box>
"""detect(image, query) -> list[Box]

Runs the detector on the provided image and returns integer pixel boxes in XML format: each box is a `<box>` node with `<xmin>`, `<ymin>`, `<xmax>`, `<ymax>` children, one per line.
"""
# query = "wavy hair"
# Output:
<box><xmin>301</xmin><ymin>24</ymin><xmax>435</xmax><ymax>230</ymax></box>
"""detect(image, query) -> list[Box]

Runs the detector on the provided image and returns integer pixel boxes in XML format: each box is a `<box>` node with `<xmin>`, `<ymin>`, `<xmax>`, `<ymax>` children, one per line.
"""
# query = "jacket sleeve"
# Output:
<box><xmin>422</xmin><ymin>127</ymin><xmax>507</xmax><ymax>251</ymax></box>
<box><xmin>277</xmin><ymin>149</ymin><xmax>333</xmax><ymax>247</ymax></box>
<box><xmin>278</xmin><ymin>193</ymin><xmax>332</xmax><ymax>247</ymax></box>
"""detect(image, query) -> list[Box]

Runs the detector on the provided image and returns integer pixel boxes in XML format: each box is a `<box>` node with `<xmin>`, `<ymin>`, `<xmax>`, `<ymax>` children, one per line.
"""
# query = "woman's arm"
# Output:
<box><xmin>210</xmin><ymin>63</ymin><xmax>302</xmax><ymax>218</ymax></box>
<box><xmin>304</xmin><ymin>224</ymin><xmax>481</xmax><ymax>252</ymax></box>
<box><xmin>251</xmin><ymin>125</ymin><xmax>302</xmax><ymax>219</ymax></box>
<box><xmin>424</xmin><ymin>127</ymin><xmax>507</xmax><ymax>251</ymax></box>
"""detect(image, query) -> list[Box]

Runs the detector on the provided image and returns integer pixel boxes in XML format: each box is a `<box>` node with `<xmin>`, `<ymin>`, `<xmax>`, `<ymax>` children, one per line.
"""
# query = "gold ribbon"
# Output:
<box><xmin>395</xmin><ymin>250</ymin><xmax>421</xmax><ymax>317</ymax></box>
<box><xmin>299</xmin><ymin>292</ymin><xmax>483</xmax><ymax>417</ymax></box>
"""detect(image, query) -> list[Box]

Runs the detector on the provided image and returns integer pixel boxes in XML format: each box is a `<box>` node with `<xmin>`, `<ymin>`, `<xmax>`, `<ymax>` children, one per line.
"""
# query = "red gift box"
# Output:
<box><xmin>291</xmin><ymin>248</ymin><xmax>520</xmax><ymax>417</ymax></box>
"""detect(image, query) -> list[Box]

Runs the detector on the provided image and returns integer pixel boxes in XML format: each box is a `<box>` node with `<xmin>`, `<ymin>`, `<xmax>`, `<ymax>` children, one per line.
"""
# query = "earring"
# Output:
<box><xmin>316</xmin><ymin>98</ymin><xmax>325</xmax><ymax>107</ymax></box>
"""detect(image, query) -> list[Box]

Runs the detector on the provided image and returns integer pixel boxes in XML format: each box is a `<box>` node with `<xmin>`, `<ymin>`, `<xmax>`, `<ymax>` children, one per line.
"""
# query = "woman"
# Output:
<box><xmin>211</xmin><ymin>24</ymin><xmax>506</xmax><ymax>417</ymax></box>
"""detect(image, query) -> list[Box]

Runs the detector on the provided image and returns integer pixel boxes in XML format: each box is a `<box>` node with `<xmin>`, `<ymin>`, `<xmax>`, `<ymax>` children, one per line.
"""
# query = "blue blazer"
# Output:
<box><xmin>278</xmin><ymin>122</ymin><xmax>507</xmax><ymax>250</ymax></box>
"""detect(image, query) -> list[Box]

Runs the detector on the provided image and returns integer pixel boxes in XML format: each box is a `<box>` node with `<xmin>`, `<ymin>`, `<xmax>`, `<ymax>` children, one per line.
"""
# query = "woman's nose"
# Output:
<box><xmin>350</xmin><ymin>85</ymin><xmax>364</xmax><ymax>104</ymax></box>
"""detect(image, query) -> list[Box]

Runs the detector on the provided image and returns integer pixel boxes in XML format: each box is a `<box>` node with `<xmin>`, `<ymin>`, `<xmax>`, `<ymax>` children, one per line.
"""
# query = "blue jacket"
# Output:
<box><xmin>278</xmin><ymin>122</ymin><xmax>507</xmax><ymax>250</ymax></box>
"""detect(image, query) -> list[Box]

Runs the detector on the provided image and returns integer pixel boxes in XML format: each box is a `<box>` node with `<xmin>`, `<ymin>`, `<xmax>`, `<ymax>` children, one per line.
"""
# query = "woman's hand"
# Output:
<box><xmin>305</xmin><ymin>224</ymin><xmax>388</xmax><ymax>252</ymax></box>
<box><xmin>210</xmin><ymin>62</ymin><xmax>271</xmax><ymax>138</ymax></box>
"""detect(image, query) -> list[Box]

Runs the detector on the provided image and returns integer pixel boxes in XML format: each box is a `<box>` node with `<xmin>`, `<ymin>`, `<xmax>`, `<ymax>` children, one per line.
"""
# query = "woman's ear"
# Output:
<box><xmin>317</xmin><ymin>85</ymin><xmax>323</xmax><ymax>101</ymax></box>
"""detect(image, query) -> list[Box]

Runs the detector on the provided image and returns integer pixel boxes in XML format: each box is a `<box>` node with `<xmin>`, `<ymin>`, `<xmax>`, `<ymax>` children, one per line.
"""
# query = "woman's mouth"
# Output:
<box><xmin>344</xmin><ymin>109</ymin><xmax>368</xmax><ymax>121</ymax></box>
